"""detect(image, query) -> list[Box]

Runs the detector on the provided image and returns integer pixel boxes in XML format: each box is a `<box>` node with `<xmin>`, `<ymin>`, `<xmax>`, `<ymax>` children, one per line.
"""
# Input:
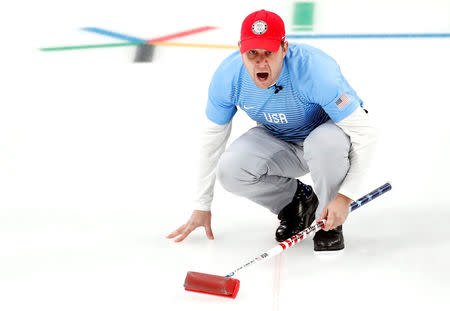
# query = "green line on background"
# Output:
<box><xmin>292</xmin><ymin>1</ymin><xmax>315</xmax><ymax>32</ymax></box>
<box><xmin>40</xmin><ymin>42</ymin><xmax>142</xmax><ymax>51</ymax></box>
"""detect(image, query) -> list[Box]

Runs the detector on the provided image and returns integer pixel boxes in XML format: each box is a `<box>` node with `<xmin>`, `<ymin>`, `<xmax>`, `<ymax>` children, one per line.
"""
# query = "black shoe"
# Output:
<box><xmin>275</xmin><ymin>180</ymin><xmax>318</xmax><ymax>242</ymax></box>
<box><xmin>313</xmin><ymin>225</ymin><xmax>344</xmax><ymax>251</ymax></box>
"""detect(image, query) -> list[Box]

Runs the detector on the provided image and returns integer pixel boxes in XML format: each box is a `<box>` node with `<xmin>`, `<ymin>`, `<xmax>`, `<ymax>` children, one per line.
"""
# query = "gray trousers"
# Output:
<box><xmin>216</xmin><ymin>120</ymin><xmax>351</xmax><ymax>218</ymax></box>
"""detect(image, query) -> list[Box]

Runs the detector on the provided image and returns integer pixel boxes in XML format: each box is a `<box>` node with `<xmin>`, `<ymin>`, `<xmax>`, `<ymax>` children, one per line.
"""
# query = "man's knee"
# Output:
<box><xmin>304</xmin><ymin>122</ymin><xmax>350</xmax><ymax>176</ymax></box>
<box><xmin>216</xmin><ymin>151</ymin><xmax>260</xmax><ymax>193</ymax></box>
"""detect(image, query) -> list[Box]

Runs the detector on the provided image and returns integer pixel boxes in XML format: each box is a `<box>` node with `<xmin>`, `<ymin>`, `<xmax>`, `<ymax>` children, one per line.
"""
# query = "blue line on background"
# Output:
<box><xmin>287</xmin><ymin>33</ymin><xmax>450</xmax><ymax>39</ymax></box>
<box><xmin>81</xmin><ymin>27</ymin><xmax>450</xmax><ymax>44</ymax></box>
<box><xmin>82</xmin><ymin>27</ymin><xmax>146</xmax><ymax>43</ymax></box>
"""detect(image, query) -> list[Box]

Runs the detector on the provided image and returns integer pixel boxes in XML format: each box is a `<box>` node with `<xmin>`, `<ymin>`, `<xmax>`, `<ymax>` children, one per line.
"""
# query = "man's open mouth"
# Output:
<box><xmin>256</xmin><ymin>72</ymin><xmax>269</xmax><ymax>81</ymax></box>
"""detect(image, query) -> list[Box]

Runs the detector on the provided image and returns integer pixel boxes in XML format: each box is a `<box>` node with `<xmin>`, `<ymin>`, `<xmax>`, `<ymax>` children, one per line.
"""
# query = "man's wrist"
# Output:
<box><xmin>336</xmin><ymin>193</ymin><xmax>352</xmax><ymax>205</ymax></box>
<box><xmin>193</xmin><ymin>210</ymin><xmax>211</xmax><ymax>214</ymax></box>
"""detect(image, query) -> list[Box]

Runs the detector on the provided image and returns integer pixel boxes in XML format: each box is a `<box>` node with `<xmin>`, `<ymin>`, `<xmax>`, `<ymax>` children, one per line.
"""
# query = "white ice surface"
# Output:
<box><xmin>1</xmin><ymin>1</ymin><xmax>450</xmax><ymax>310</ymax></box>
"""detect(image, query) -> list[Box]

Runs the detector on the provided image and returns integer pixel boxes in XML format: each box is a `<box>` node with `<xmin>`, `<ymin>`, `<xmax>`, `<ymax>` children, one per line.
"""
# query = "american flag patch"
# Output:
<box><xmin>335</xmin><ymin>93</ymin><xmax>351</xmax><ymax>109</ymax></box>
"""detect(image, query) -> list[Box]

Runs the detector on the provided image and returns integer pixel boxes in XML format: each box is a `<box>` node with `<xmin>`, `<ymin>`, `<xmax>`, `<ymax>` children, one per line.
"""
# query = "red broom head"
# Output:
<box><xmin>184</xmin><ymin>271</ymin><xmax>240</xmax><ymax>299</ymax></box>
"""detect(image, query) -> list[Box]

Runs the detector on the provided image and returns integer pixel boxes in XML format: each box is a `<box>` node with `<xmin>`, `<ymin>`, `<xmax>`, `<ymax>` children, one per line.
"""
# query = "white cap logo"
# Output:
<box><xmin>252</xmin><ymin>20</ymin><xmax>268</xmax><ymax>35</ymax></box>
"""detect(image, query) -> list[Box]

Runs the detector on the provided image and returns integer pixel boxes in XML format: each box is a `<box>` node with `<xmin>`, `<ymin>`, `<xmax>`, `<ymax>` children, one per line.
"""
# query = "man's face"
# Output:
<box><xmin>239</xmin><ymin>41</ymin><xmax>288</xmax><ymax>89</ymax></box>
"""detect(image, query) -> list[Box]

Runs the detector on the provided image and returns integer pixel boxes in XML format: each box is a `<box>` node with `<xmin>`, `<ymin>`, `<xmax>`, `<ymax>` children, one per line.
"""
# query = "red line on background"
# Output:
<box><xmin>272</xmin><ymin>253</ymin><xmax>282</xmax><ymax>311</ymax></box>
<box><xmin>146</xmin><ymin>26</ymin><xmax>217</xmax><ymax>44</ymax></box>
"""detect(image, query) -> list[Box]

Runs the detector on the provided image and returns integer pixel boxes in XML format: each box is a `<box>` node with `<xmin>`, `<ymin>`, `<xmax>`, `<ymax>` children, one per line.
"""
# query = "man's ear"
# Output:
<box><xmin>282</xmin><ymin>41</ymin><xmax>289</xmax><ymax>56</ymax></box>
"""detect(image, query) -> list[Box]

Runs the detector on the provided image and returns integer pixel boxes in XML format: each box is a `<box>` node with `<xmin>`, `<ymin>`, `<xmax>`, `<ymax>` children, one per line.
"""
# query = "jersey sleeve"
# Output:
<box><xmin>205</xmin><ymin>56</ymin><xmax>238</xmax><ymax>125</ymax></box>
<box><xmin>307</xmin><ymin>53</ymin><xmax>362</xmax><ymax>123</ymax></box>
<box><xmin>193</xmin><ymin>118</ymin><xmax>233</xmax><ymax>211</ymax></box>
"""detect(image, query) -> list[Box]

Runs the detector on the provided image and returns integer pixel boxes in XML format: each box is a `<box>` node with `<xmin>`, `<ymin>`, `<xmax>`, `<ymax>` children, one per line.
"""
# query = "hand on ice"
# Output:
<box><xmin>166</xmin><ymin>210</ymin><xmax>214</xmax><ymax>242</ymax></box>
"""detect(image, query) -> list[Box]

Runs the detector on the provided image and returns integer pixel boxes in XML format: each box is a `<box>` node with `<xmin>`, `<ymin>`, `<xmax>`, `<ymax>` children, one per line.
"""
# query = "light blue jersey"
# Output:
<box><xmin>206</xmin><ymin>43</ymin><xmax>363</xmax><ymax>142</ymax></box>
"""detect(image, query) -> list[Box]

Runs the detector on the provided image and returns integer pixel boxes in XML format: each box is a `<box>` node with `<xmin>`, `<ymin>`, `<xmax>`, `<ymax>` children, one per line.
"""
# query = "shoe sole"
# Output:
<box><xmin>313</xmin><ymin>244</ymin><xmax>345</xmax><ymax>252</ymax></box>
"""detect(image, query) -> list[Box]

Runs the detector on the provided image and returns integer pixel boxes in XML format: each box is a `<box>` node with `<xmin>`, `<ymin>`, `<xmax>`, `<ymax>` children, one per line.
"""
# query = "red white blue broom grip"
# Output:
<box><xmin>225</xmin><ymin>183</ymin><xmax>392</xmax><ymax>278</ymax></box>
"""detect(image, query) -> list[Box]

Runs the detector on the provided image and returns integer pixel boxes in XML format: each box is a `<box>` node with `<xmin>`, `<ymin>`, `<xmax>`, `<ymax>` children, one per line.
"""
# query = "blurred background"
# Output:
<box><xmin>1</xmin><ymin>1</ymin><xmax>449</xmax><ymax>310</ymax></box>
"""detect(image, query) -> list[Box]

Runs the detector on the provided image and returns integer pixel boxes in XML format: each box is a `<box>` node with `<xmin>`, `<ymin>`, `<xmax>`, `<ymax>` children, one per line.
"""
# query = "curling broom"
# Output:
<box><xmin>184</xmin><ymin>182</ymin><xmax>392</xmax><ymax>298</ymax></box>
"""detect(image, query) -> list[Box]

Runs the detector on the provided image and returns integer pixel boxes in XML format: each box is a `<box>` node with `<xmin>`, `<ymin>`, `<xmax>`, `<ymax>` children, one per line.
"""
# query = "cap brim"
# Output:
<box><xmin>240</xmin><ymin>38</ymin><xmax>281</xmax><ymax>54</ymax></box>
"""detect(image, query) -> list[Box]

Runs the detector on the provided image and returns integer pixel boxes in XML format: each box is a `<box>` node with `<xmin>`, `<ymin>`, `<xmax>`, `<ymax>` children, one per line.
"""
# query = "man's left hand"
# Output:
<box><xmin>318</xmin><ymin>193</ymin><xmax>352</xmax><ymax>231</ymax></box>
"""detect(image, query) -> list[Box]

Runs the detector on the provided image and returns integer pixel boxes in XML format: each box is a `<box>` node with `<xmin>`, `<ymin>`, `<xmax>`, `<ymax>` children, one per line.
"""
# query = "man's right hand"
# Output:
<box><xmin>166</xmin><ymin>210</ymin><xmax>214</xmax><ymax>243</ymax></box>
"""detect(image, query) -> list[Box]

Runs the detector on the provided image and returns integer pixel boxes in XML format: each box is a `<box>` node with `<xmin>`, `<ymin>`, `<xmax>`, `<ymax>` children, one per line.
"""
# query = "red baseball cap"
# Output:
<box><xmin>240</xmin><ymin>10</ymin><xmax>286</xmax><ymax>54</ymax></box>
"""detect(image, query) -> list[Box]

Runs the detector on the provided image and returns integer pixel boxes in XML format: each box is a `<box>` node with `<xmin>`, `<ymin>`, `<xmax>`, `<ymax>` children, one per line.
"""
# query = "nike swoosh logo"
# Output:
<box><xmin>243</xmin><ymin>105</ymin><xmax>256</xmax><ymax>109</ymax></box>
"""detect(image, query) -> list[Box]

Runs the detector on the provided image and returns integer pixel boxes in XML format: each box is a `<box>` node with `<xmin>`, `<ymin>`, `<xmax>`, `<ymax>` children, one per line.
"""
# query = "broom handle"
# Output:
<box><xmin>225</xmin><ymin>182</ymin><xmax>392</xmax><ymax>278</ymax></box>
